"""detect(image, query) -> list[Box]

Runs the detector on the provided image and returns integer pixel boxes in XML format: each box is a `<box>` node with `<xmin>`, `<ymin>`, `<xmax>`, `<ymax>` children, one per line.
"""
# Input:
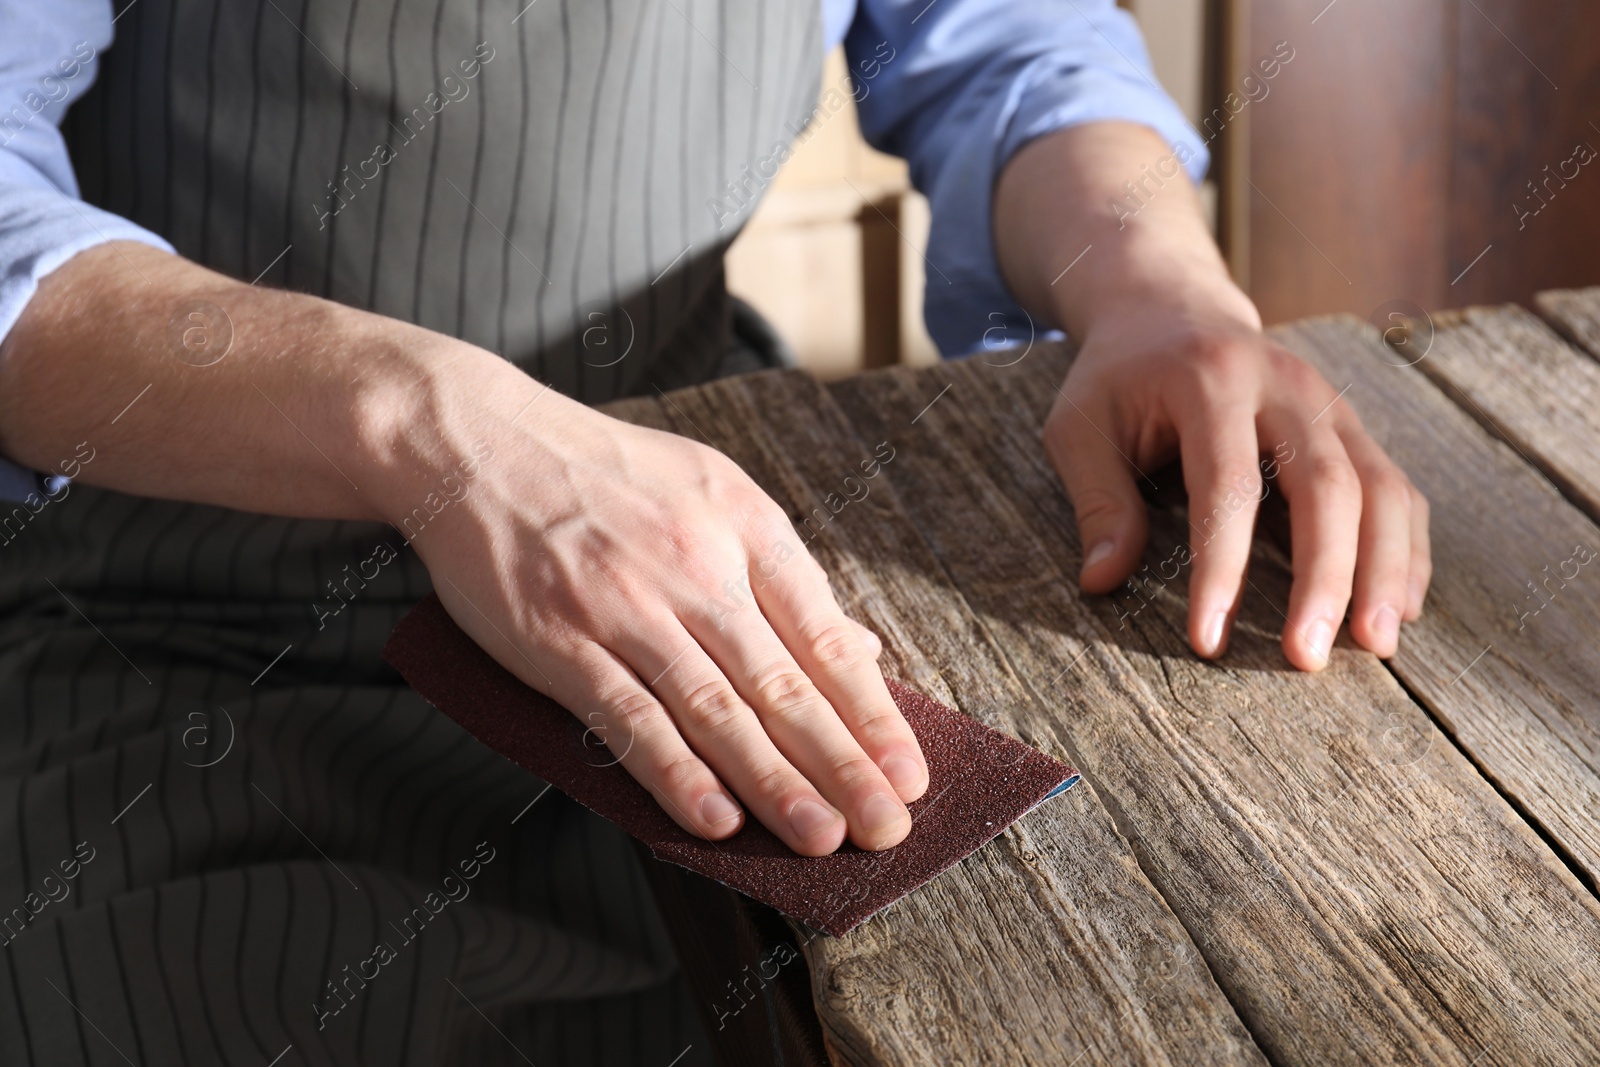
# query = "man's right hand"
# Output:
<box><xmin>0</xmin><ymin>242</ymin><xmax>926</xmax><ymax>857</ymax></box>
<box><xmin>360</xmin><ymin>359</ymin><xmax>929</xmax><ymax>855</ymax></box>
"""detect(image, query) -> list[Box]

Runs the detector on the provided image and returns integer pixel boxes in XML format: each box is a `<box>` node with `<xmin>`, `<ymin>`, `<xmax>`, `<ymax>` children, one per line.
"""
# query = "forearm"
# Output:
<box><xmin>0</xmin><ymin>241</ymin><xmax>532</xmax><ymax>522</ymax></box>
<box><xmin>992</xmin><ymin>121</ymin><xmax>1259</xmax><ymax>340</ymax></box>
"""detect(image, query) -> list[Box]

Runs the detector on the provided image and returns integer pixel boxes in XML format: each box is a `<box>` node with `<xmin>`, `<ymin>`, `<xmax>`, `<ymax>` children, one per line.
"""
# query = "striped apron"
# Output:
<box><xmin>0</xmin><ymin>0</ymin><xmax>822</xmax><ymax>1063</ymax></box>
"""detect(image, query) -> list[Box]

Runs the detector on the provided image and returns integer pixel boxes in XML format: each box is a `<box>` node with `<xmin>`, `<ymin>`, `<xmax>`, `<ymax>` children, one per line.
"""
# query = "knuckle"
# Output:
<box><xmin>850</xmin><ymin>702</ymin><xmax>905</xmax><ymax>742</ymax></box>
<box><xmin>828</xmin><ymin>753</ymin><xmax>888</xmax><ymax>792</ymax></box>
<box><xmin>1189</xmin><ymin>457</ymin><xmax>1263</xmax><ymax>511</ymax></box>
<box><xmin>1211</xmin><ymin>463</ymin><xmax>1266</xmax><ymax>501</ymax></box>
<box><xmin>658</xmin><ymin>518</ymin><xmax>710</xmax><ymax>569</ymax></box>
<box><xmin>750</xmin><ymin>762</ymin><xmax>801</xmax><ymax>806</ymax></box>
<box><xmin>1365</xmin><ymin>465</ymin><xmax>1411</xmax><ymax>507</ymax></box>
<box><xmin>1269</xmin><ymin>347</ymin><xmax>1322</xmax><ymax>389</ymax></box>
<box><xmin>1188</xmin><ymin>337</ymin><xmax>1259</xmax><ymax>389</ymax></box>
<box><xmin>653</xmin><ymin>754</ymin><xmax>707</xmax><ymax>796</ymax></box>
<box><xmin>806</xmin><ymin>622</ymin><xmax>868</xmax><ymax>672</ymax></box>
<box><xmin>604</xmin><ymin>689</ymin><xmax>662</xmax><ymax>733</ymax></box>
<box><xmin>704</xmin><ymin>455</ymin><xmax>761</xmax><ymax>508</ymax></box>
<box><xmin>679</xmin><ymin>679</ymin><xmax>747</xmax><ymax>733</ymax></box>
<box><xmin>752</xmin><ymin>668</ymin><xmax>824</xmax><ymax>723</ymax></box>
<box><xmin>1310</xmin><ymin>454</ymin><xmax>1360</xmax><ymax>495</ymax></box>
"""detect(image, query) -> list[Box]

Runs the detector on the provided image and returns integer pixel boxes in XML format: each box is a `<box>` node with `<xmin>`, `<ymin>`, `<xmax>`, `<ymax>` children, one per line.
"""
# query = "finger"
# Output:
<box><xmin>751</xmin><ymin>540</ymin><xmax>926</xmax><ymax>804</ymax></box>
<box><xmin>428</xmin><ymin>581</ymin><xmax>736</xmax><ymax>826</ymax></box>
<box><xmin>1174</xmin><ymin>399</ymin><xmax>1263</xmax><ymax>658</ymax></box>
<box><xmin>615</xmin><ymin>618</ymin><xmax>848</xmax><ymax>856</ymax></box>
<box><xmin>851</xmin><ymin>619</ymin><xmax>884</xmax><ymax>660</ymax></box>
<box><xmin>1405</xmin><ymin>485</ymin><xmax>1432</xmax><ymax>620</ymax></box>
<box><xmin>686</xmin><ymin>584</ymin><xmax>913</xmax><ymax>850</ymax></box>
<box><xmin>1260</xmin><ymin>415</ymin><xmax>1362</xmax><ymax>671</ymax></box>
<box><xmin>1337</xmin><ymin>425</ymin><xmax>1414</xmax><ymax>657</ymax></box>
<box><xmin>568</xmin><ymin>645</ymin><xmax>746</xmax><ymax>840</ymax></box>
<box><xmin>1043</xmin><ymin>389</ymin><xmax>1150</xmax><ymax>594</ymax></box>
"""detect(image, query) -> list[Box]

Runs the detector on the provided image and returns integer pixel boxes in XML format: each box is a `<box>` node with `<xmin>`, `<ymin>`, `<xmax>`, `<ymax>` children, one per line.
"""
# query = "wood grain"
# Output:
<box><xmin>828</xmin><ymin>346</ymin><xmax>1600</xmax><ymax>1066</ymax></box>
<box><xmin>610</xmin><ymin>379</ymin><xmax>1264</xmax><ymax>1066</ymax></box>
<box><xmin>1536</xmin><ymin>286</ymin><xmax>1600</xmax><ymax>366</ymax></box>
<box><xmin>1235</xmin><ymin>0</ymin><xmax>1600</xmax><ymax>321</ymax></box>
<box><xmin>1446</xmin><ymin>1</ymin><xmax>1600</xmax><ymax>308</ymax></box>
<box><xmin>1239</xmin><ymin>0</ymin><xmax>1455</xmax><ymax>320</ymax></box>
<box><xmin>1411</xmin><ymin>302</ymin><xmax>1600</xmax><ymax>516</ymax></box>
<box><xmin>608</xmin><ymin>331</ymin><xmax>1600</xmax><ymax>1065</ymax></box>
<box><xmin>1277</xmin><ymin>313</ymin><xmax>1600</xmax><ymax>890</ymax></box>
<box><xmin>1335</xmin><ymin>300</ymin><xmax>1600</xmax><ymax>888</ymax></box>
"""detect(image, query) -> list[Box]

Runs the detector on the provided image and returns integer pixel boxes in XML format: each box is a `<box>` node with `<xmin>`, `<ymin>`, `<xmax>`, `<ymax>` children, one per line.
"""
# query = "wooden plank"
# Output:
<box><xmin>1412</xmin><ymin>302</ymin><xmax>1600</xmax><ymax>516</ymax></box>
<box><xmin>625</xmin><ymin>373</ymin><xmax>1264</xmax><ymax>1066</ymax></box>
<box><xmin>827</xmin><ymin>346</ymin><xmax>1600</xmax><ymax>1066</ymax></box>
<box><xmin>1284</xmin><ymin>310</ymin><xmax>1600</xmax><ymax>890</ymax></box>
<box><xmin>1535</xmin><ymin>286</ymin><xmax>1600</xmax><ymax>366</ymax></box>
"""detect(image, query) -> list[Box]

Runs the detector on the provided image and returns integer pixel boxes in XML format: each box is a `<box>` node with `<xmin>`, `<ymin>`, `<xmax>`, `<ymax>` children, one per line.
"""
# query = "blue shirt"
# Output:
<box><xmin>0</xmin><ymin>0</ymin><xmax>1205</xmax><ymax>499</ymax></box>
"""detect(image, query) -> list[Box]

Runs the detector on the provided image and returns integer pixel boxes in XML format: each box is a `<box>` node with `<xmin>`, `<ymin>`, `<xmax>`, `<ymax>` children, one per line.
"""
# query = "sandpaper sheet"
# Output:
<box><xmin>383</xmin><ymin>593</ymin><xmax>1079</xmax><ymax>936</ymax></box>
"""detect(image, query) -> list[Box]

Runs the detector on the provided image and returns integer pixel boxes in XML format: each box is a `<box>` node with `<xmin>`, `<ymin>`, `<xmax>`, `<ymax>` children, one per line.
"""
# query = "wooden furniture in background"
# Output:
<box><xmin>614</xmin><ymin>286</ymin><xmax>1600</xmax><ymax>1065</ymax></box>
<box><xmin>1225</xmin><ymin>0</ymin><xmax>1600</xmax><ymax>323</ymax></box>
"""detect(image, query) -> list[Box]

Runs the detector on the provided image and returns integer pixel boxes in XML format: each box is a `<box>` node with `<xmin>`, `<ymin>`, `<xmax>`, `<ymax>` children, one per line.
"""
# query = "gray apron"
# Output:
<box><xmin>0</xmin><ymin>0</ymin><xmax>821</xmax><ymax>1063</ymax></box>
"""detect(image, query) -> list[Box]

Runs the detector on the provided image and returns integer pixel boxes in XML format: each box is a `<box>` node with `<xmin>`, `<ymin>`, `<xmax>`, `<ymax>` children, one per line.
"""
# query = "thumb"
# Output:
<box><xmin>1044</xmin><ymin>395</ymin><xmax>1150</xmax><ymax>595</ymax></box>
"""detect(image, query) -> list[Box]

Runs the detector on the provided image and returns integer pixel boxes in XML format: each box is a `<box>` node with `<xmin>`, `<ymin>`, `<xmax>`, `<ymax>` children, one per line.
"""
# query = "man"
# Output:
<box><xmin>0</xmin><ymin>0</ymin><xmax>1429</xmax><ymax>1062</ymax></box>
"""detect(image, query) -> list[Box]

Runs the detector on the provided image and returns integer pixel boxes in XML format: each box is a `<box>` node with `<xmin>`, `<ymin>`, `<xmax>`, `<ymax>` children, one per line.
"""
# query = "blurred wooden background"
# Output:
<box><xmin>1227</xmin><ymin>0</ymin><xmax>1600</xmax><ymax>324</ymax></box>
<box><xmin>723</xmin><ymin>47</ymin><xmax>939</xmax><ymax>379</ymax></box>
<box><xmin>727</xmin><ymin>0</ymin><xmax>1600</xmax><ymax>378</ymax></box>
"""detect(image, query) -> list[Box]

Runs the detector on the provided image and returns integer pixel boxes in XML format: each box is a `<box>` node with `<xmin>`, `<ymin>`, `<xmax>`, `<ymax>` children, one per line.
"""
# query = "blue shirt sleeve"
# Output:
<box><xmin>838</xmin><ymin>0</ymin><xmax>1208</xmax><ymax>357</ymax></box>
<box><xmin>0</xmin><ymin>0</ymin><xmax>174</xmax><ymax>500</ymax></box>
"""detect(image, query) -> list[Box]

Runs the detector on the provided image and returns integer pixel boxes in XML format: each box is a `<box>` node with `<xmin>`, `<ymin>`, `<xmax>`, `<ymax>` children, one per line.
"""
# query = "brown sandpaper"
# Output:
<box><xmin>383</xmin><ymin>593</ymin><xmax>1078</xmax><ymax>936</ymax></box>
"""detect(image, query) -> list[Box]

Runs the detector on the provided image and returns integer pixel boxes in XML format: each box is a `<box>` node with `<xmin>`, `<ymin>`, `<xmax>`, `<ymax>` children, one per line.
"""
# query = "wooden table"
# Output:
<box><xmin>608</xmin><ymin>289</ymin><xmax>1600</xmax><ymax>1067</ymax></box>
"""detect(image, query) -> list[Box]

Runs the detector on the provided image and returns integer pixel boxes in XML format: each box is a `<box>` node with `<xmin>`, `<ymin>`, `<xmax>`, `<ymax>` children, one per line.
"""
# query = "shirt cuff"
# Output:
<box><xmin>923</xmin><ymin>60</ymin><xmax>1209</xmax><ymax>358</ymax></box>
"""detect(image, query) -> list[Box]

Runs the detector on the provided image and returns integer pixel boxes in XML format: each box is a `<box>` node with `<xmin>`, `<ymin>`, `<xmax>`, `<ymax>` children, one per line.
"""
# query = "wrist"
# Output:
<box><xmin>341</xmin><ymin>319</ymin><xmax>522</xmax><ymax>528</ymax></box>
<box><xmin>1059</xmin><ymin>225</ymin><xmax>1261</xmax><ymax>345</ymax></box>
<box><xmin>994</xmin><ymin>122</ymin><xmax>1259</xmax><ymax>342</ymax></box>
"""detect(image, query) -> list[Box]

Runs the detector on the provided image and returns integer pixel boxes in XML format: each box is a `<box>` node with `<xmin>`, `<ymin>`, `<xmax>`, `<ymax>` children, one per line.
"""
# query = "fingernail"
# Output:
<box><xmin>1304</xmin><ymin>618</ymin><xmax>1335</xmax><ymax>666</ymax></box>
<box><xmin>1372</xmin><ymin>604</ymin><xmax>1400</xmax><ymax>651</ymax></box>
<box><xmin>700</xmin><ymin>792</ymin><xmax>741</xmax><ymax>827</ymax></box>
<box><xmin>860</xmin><ymin>793</ymin><xmax>905</xmax><ymax>836</ymax></box>
<box><xmin>1202</xmin><ymin>610</ymin><xmax>1228</xmax><ymax>656</ymax></box>
<box><xmin>880</xmin><ymin>753</ymin><xmax>924</xmax><ymax>794</ymax></box>
<box><xmin>789</xmin><ymin>798</ymin><xmax>838</xmax><ymax>840</ymax></box>
<box><xmin>1083</xmin><ymin>540</ymin><xmax>1115</xmax><ymax>573</ymax></box>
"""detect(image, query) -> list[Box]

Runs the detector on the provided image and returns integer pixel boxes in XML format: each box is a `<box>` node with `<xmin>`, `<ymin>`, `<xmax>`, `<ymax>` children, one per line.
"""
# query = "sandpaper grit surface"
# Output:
<box><xmin>383</xmin><ymin>593</ymin><xmax>1078</xmax><ymax>936</ymax></box>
